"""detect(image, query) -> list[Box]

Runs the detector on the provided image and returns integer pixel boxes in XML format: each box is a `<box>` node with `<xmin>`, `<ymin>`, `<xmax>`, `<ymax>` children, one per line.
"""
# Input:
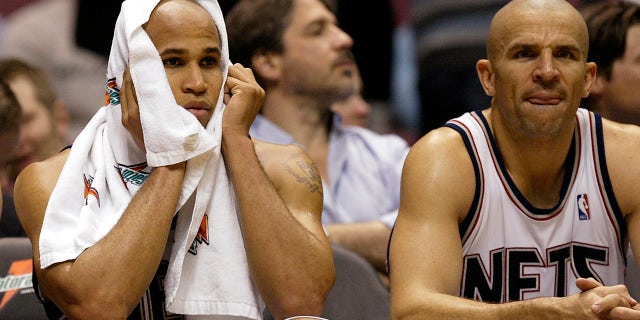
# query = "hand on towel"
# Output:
<box><xmin>222</xmin><ymin>63</ymin><xmax>265</xmax><ymax>137</ymax></box>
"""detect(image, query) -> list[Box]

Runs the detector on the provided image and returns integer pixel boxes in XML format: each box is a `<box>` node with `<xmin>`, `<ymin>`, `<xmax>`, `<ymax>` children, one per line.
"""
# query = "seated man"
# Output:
<box><xmin>0</xmin><ymin>58</ymin><xmax>70</xmax><ymax>237</ymax></box>
<box><xmin>14</xmin><ymin>0</ymin><xmax>334</xmax><ymax>319</ymax></box>
<box><xmin>389</xmin><ymin>0</ymin><xmax>640</xmax><ymax>319</ymax></box>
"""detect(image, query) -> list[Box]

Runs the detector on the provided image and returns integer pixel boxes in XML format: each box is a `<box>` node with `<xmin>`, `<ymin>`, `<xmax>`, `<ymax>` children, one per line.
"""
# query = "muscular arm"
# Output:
<box><xmin>222</xmin><ymin>64</ymin><xmax>334</xmax><ymax>319</ymax></box>
<box><xmin>389</xmin><ymin>127</ymin><xmax>640</xmax><ymax>320</ymax></box>
<box><xmin>14</xmin><ymin>152</ymin><xmax>185</xmax><ymax>319</ymax></box>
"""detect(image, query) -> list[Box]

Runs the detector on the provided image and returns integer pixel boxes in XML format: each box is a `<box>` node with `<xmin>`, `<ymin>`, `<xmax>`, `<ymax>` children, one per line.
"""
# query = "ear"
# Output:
<box><xmin>52</xmin><ymin>98</ymin><xmax>70</xmax><ymax>141</ymax></box>
<box><xmin>476</xmin><ymin>59</ymin><xmax>495</xmax><ymax>97</ymax></box>
<box><xmin>251</xmin><ymin>52</ymin><xmax>281</xmax><ymax>82</ymax></box>
<box><xmin>582</xmin><ymin>61</ymin><xmax>598</xmax><ymax>98</ymax></box>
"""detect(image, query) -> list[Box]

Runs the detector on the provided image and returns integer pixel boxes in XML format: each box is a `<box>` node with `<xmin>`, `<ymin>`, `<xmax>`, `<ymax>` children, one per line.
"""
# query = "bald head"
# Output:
<box><xmin>487</xmin><ymin>0</ymin><xmax>589</xmax><ymax>61</ymax></box>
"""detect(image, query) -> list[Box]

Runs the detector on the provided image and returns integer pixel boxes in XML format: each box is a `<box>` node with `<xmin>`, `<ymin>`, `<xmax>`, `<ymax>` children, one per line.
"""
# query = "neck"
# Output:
<box><xmin>261</xmin><ymin>91</ymin><xmax>332</xmax><ymax>147</ymax></box>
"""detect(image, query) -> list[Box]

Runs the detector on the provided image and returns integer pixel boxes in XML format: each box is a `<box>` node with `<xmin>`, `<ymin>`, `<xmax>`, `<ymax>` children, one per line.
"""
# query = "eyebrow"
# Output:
<box><xmin>508</xmin><ymin>43</ymin><xmax>580</xmax><ymax>52</ymax></box>
<box><xmin>159</xmin><ymin>47</ymin><xmax>221</xmax><ymax>55</ymax></box>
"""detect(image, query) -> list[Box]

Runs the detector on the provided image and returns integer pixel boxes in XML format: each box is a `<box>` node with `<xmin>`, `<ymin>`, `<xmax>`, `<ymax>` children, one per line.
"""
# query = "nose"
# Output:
<box><xmin>533</xmin><ymin>50</ymin><xmax>560</xmax><ymax>83</ymax></box>
<box><xmin>333</xmin><ymin>25</ymin><xmax>354</xmax><ymax>50</ymax></box>
<box><xmin>182</xmin><ymin>63</ymin><xmax>207</xmax><ymax>94</ymax></box>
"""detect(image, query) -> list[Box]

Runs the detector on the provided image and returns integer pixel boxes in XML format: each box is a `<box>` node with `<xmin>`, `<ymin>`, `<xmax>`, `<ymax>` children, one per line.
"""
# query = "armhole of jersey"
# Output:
<box><xmin>592</xmin><ymin>113</ymin><xmax>627</xmax><ymax>257</ymax></box>
<box><xmin>443</xmin><ymin>122</ymin><xmax>482</xmax><ymax>243</ymax></box>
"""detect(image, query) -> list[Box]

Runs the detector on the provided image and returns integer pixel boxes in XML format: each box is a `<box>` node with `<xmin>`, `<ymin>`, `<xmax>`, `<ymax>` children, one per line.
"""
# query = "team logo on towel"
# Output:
<box><xmin>105</xmin><ymin>77</ymin><xmax>120</xmax><ymax>106</ymax></box>
<box><xmin>83</xmin><ymin>174</ymin><xmax>101</xmax><ymax>207</ymax></box>
<box><xmin>189</xmin><ymin>214</ymin><xmax>210</xmax><ymax>255</ymax></box>
<box><xmin>577</xmin><ymin>194</ymin><xmax>590</xmax><ymax>221</ymax></box>
<box><xmin>115</xmin><ymin>163</ymin><xmax>150</xmax><ymax>190</ymax></box>
<box><xmin>0</xmin><ymin>259</ymin><xmax>33</xmax><ymax>310</ymax></box>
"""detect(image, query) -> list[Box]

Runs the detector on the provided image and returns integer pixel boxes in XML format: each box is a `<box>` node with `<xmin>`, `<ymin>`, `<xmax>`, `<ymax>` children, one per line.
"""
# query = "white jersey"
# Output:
<box><xmin>446</xmin><ymin>108</ymin><xmax>626</xmax><ymax>303</ymax></box>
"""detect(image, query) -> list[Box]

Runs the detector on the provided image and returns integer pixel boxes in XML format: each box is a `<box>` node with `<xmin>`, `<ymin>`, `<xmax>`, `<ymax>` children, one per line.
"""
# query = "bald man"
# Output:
<box><xmin>14</xmin><ymin>0</ymin><xmax>333</xmax><ymax>318</ymax></box>
<box><xmin>388</xmin><ymin>0</ymin><xmax>640</xmax><ymax>319</ymax></box>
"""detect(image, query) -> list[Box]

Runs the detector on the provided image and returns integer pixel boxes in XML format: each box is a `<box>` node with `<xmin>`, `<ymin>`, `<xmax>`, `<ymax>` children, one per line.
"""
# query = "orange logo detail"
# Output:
<box><xmin>0</xmin><ymin>259</ymin><xmax>33</xmax><ymax>309</ymax></box>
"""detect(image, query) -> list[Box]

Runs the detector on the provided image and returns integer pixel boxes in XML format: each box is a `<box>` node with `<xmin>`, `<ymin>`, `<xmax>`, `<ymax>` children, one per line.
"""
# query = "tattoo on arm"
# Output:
<box><xmin>282</xmin><ymin>153</ymin><xmax>322</xmax><ymax>195</ymax></box>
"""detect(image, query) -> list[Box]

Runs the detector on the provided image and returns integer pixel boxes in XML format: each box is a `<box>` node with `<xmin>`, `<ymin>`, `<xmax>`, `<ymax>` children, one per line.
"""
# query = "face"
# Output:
<box><xmin>9</xmin><ymin>76</ymin><xmax>61</xmax><ymax>172</ymax></box>
<box><xmin>144</xmin><ymin>0</ymin><xmax>224</xmax><ymax>127</ymax></box>
<box><xmin>597</xmin><ymin>25</ymin><xmax>640</xmax><ymax>125</ymax></box>
<box><xmin>479</xmin><ymin>1</ymin><xmax>595</xmax><ymax>138</ymax></box>
<box><xmin>278</xmin><ymin>0</ymin><xmax>356</xmax><ymax>105</ymax></box>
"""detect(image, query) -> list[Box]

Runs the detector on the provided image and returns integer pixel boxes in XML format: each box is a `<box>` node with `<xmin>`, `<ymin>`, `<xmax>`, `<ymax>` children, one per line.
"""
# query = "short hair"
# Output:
<box><xmin>225</xmin><ymin>0</ymin><xmax>335</xmax><ymax>87</ymax></box>
<box><xmin>0</xmin><ymin>58</ymin><xmax>57</xmax><ymax>112</ymax></box>
<box><xmin>581</xmin><ymin>1</ymin><xmax>640</xmax><ymax>79</ymax></box>
<box><xmin>0</xmin><ymin>78</ymin><xmax>22</xmax><ymax>136</ymax></box>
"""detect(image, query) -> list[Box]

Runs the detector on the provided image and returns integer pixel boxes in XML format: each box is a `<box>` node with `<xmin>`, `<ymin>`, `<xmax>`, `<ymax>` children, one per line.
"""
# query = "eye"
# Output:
<box><xmin>163</xmin><ymin>57</ymin><xmax>182</xmax><ymax>67</ymax></box>
<box><xmin>514</xmin><ymin>49</ymin><xmax>535</xmax><ymax>59</ymax></box>
<box><xmin>201</xmin><ymin>56</ymin><xmax>219</xmax><ymax>67</ymax></box>
<box><xmin>555</xmin><ymin>50</ymin><xmax>576</xmax><ymax>60</ymax></box>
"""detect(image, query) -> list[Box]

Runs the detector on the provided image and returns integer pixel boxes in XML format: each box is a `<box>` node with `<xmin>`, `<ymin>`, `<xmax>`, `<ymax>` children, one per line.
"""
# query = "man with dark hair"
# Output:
<box><xmin>580</xmin><ymin>0</ymin><xmax>640</xmax><ymax>124</ymax></box>
<box><xmin>0</xmin><ymin>58</ymin><xmax>69</xmax><ymax>237</ymax></box>
<box><xmin>226</xmin><ymin>0</ymin><xmax>410</xmax><ymax>285</ymax></box>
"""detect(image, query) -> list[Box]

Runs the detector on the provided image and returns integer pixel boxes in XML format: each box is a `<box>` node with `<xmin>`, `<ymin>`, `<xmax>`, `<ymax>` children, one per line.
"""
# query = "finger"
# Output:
<box><xmin>228</xmin><ymin>62</ymin><xmax>256</xmax><ymax>81</ymax></box>
<box><xmin>592</xmin><ymin>294</ymin><xmax>632</xmax><ymax>316</ymax></box>
<box><xmin>576</xmin><ymin>277</ymin><xmax>603</xmax><ymax>292</ymax></box>
<box><xmin>597</xmin><ymin>305</ymin><xmax>640</xmax><ymax>320</ymax></box>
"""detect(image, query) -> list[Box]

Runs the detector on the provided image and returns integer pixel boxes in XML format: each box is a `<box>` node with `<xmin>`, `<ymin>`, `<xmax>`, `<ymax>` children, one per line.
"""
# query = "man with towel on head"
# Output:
<box><xmin>13</xmin><ymin>0</ymin><xmax>334</xmax><ymax>319</ymax></box>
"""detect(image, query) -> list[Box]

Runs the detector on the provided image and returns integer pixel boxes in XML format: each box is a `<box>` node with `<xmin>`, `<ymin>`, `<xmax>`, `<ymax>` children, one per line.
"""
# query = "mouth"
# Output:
<box><xmin>526</xmin><ymin>93</ymin><xmax>562</xmax><ymax>106</ymax></box>
<box><xmin>184</xmin><ymin>100</ymin><xmax>212</xmax><ymax>122</ymax></box>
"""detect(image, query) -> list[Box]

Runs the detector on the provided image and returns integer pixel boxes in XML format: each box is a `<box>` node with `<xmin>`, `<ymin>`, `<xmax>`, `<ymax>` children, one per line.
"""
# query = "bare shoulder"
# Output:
<box><xmin>402</xmin><ymin>126</ymin><xmax>475</xmax><ymax>222</ymax></box>
<box><xmin>405</xmin><ymin>125</ymin><xmax>470</xmax><ymax>174</ymax></box>
<box><xmin>14</xmin><ymin>149</ymin><xmax>70</xmax><ymax>240</ymax></box>
<box><xmin>252</xmin><ymin>139</ymin><xmax>323</xmax><ymax>213</ymax></box>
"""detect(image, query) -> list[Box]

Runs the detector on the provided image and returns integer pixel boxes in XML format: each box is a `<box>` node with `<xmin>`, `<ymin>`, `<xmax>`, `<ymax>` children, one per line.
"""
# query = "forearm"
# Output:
<box><xmin>394</xmin><ymin>292</ymin><xmax>567</xmax><ymax>320</ymax></box>
<box><xmin>222</xmin><ymin>134</ymin><xmax>333</xmax><ymax>316</ymax></box>
<box><xmin>53</xmin><ymin>163</ymin><xmax>185</xmax><ymax>317</ymax></box>
<box><xmin>327</xmin><ymin>220</ymin><xmax>390</xmax><ymax>273</ymax></box>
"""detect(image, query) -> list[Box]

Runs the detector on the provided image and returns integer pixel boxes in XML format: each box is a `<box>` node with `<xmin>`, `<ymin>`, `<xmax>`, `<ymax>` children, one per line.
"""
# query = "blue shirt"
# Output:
<box><xmin>250</xmin><ymin>114</ymin><xmax>409</xmax><ymax>228</ymax></box>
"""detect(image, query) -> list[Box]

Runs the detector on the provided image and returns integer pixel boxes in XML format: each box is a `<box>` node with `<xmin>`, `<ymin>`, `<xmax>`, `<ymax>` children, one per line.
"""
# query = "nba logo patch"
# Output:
<box><xmin>577</xmin><ymin>194</ymin><xmax>590</xmax><ymax>220</ymax></box>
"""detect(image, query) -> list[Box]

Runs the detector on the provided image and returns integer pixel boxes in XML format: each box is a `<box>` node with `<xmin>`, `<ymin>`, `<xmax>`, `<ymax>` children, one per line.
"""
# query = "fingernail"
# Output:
<box><xmin>592</xmin><ymin>304</ymin><xmax>601</xmax><ymax>313</ymax></box>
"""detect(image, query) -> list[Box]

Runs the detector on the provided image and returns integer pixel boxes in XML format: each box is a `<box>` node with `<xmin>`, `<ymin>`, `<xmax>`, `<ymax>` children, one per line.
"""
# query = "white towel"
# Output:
<box><xmin>38</xmin><ymin>0</ymin><xmax>263</xmax><ymax>318</ymax></box>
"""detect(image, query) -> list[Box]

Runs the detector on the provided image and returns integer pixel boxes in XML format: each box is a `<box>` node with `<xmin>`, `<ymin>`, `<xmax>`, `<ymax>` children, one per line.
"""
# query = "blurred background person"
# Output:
<box><xmin>1</xmin><ymin>0</ymin><xmax>122</xmax><ymax>142</ymax></box>
<box><xmin>580</xmin><ymin>0</ymin><xmax>640</xmax><ymax>124</ymax></box>
<box><xmin>226</xmin><ymin>0</ymin><xmax>410</xmax><ymax>288</ymax></box>
<box><xmin>580</xmin><ymin>0</ymin><xmax>640</xmax><ymax>299</ymax></box>
<box><xmin>0</xmin><ymin>58</ymin><xmax>69</xmax><ymax>237</ymax></box>
<box><xmin>0</xmin><ymin>77</ymin><xmax>22</xmax><ymax>236</ymax></box>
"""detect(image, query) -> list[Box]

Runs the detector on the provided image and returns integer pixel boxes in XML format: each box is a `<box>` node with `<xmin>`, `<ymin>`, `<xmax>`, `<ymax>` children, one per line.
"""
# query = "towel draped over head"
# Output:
<box><xmin>38</xmin><ymin>0</ymin><xmax>264</xmax><ymax>318</ymax></box>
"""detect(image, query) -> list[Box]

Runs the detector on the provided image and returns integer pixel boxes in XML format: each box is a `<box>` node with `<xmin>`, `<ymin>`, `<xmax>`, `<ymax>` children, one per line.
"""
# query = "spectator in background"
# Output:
<box><xmin>0</xmin><ymin>77</ymin><xmax>21</xmax><ymax>236</ymax></box>
<box><xmin>0</xmin><ymin>58</ymin><xmax>69</xmax><ymax>197</ymax></box>
<box><xmin>580</xmin><ymin>0</ymin><xmax>640</xmax><ymax>299</ymax></box>
<box><xmin>0</xmin><ymin>58</ymin><xmax>69</xmax><ymax>237</ymax></box>
<box><xmin>580</xmin><ymin>0</ymin><xmax>640</xmax><ymax>124</ymax></box>
<box><xmin>226</xmin><ymin>0</ymin><xmax>410</xmax><ymax>287</ymax></box>
<box><xmin>1</xmin><ymin>0</ymin><xmax>121</xmax><ymax>142</ymax></box>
